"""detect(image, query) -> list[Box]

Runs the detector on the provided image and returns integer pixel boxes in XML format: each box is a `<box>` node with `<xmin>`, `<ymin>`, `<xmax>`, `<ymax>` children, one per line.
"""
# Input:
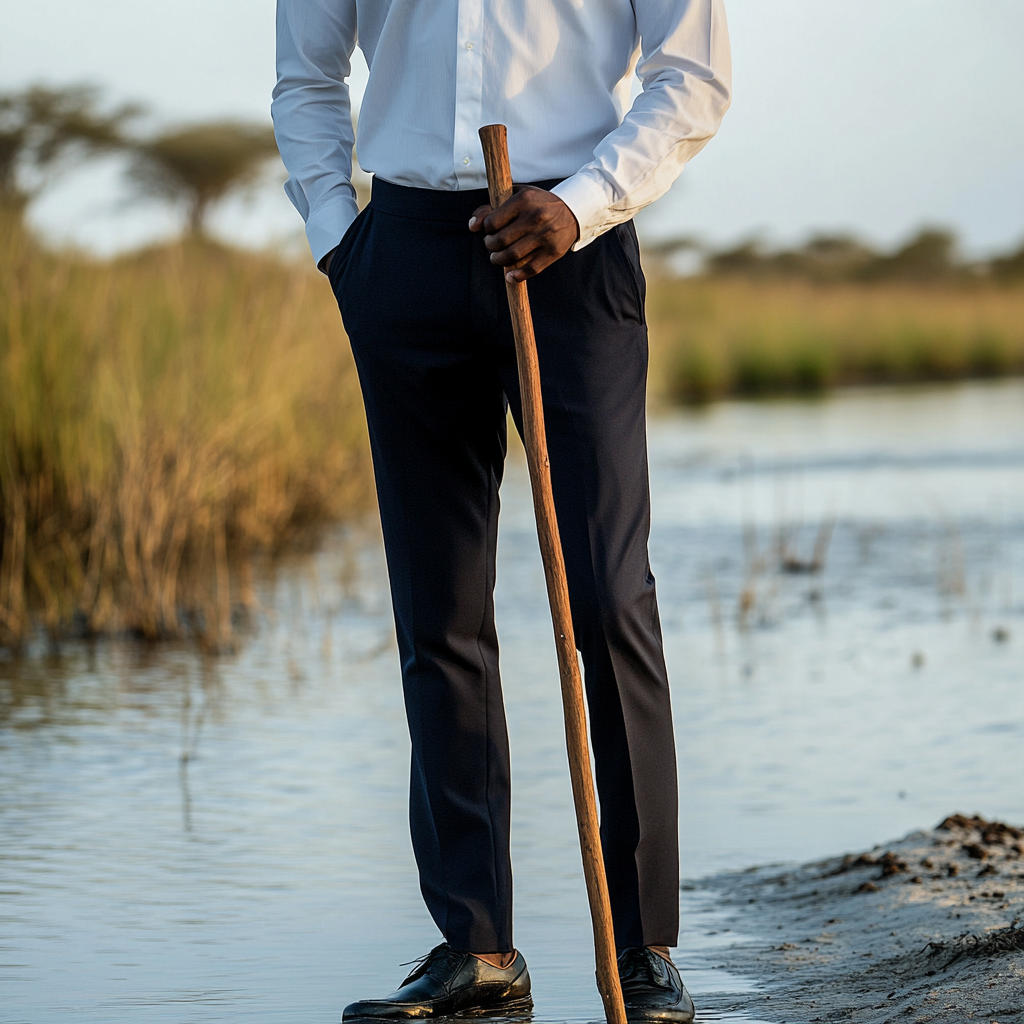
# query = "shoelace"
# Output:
<box><xmin>399</xmin><ymin>943</ymin><xmax>463</xmax><ymax>984</ymax></box>
<box><xmin>617</xmin><ymin>947</ymin><xmax>667</xmax><ymax>987</ymax></box>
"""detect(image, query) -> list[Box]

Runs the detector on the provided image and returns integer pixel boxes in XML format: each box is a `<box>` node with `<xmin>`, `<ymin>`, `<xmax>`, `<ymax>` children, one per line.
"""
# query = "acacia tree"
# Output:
<box><xmin>126</xmin><ymin>122</ymin><xmax>280</xmax><ymax>237</ymax></box>
<box><xmin>0</xmin><ymin>84</ymin><xmax>137</xmax><ymax>216</ymax></box>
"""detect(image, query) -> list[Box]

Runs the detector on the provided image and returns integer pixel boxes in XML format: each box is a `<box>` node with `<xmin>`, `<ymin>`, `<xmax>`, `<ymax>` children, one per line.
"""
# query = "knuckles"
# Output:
<box><xmin>479</xmin><ymin>191</ymin><xmax>573</xmax><ymax>271</ymax></box>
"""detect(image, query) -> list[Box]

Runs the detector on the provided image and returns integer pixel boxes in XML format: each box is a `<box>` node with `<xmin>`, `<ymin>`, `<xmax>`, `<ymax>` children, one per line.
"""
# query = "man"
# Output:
<box><xmin>273</xmin><ymin>2</ymin><xmax>730</xmax><ymax>1020</ymax></box>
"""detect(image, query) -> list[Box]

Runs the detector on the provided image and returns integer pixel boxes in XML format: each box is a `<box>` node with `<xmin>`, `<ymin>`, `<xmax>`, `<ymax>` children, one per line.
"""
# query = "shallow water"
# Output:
<box><xmin>3</xmin><ymin>380</ymin><xmax>1024</xmax><ymax>1023</ymax></box>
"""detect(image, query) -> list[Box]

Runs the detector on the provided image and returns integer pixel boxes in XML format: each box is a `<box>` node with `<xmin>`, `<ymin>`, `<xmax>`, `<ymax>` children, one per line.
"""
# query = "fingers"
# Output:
<box><xmin>467</xmin><ymin>204</ymin><xmax>492</xmax><ymax>232</ymax></box>
<box><xmin>485</xmin><ymin>233</ymin><xmax>562</xmax><ymax>282</ymax></box>
<box><xmin>503</xmin><ymin>250</ymin><xmax>560</xmax><ymax>282</ymax></box>
<box><xmin>487</xmin><ymin>231</ymin><xmax>542</xmax><ymax>267</ymax></box>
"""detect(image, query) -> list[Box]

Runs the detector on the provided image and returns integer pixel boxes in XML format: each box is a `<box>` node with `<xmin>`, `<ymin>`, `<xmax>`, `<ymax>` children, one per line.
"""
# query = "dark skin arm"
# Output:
<box><xmin>469</xmin><ymin>185</ymin><xmax>579</xmax><ymax>282</ymax></box>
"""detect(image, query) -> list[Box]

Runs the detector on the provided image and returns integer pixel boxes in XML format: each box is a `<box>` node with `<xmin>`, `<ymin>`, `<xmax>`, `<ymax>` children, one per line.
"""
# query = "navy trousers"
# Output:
<box><xmin>330</xmin><ymin>177</ymin><xmax>678</xmax><ymax>953</ymax></box>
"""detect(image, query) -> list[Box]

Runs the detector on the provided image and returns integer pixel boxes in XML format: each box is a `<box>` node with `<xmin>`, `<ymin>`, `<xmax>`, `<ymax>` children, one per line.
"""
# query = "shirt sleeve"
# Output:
<box><xmin>272</xmin><ymin>0</ymin><xmax>360</xmax><ymax>267</ymax></box>
<box><xmin>551</xmin><ymin>0</ymin><xmax>732</xmax><ymax>250</ymax></box>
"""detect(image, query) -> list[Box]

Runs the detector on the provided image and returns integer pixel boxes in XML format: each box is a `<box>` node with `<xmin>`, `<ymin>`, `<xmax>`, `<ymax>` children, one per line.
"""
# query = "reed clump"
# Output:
<box><xmin>647</xmin><ymin>277</ymin><xmax>1024</xmax><ymax>403</ymax></box>
<box><xmin>0</xmin><ymin>212</ymin><xmax>371</xmax><ymax>647</ymax></box>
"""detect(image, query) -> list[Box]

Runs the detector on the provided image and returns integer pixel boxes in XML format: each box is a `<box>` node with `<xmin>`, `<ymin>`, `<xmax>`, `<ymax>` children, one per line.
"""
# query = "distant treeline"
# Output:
<box><xmin>1</xmin><ymin>83</ymin><xmax>280</xmax><ymax>236</ymax></box>
<box><xmin>649</xmin><ymin>229</ymin><xmax>1024</xmax><ymax>284</ymax></box>
<box><xmin>0</xmin><ymin>82</ymin><xmax>377</xmax><ymax>240</ymax></box>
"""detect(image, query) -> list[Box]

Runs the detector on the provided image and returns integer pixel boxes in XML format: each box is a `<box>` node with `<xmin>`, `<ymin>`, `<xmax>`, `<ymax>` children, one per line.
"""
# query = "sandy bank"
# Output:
<box><xmin>689</xmin><ymin>815</ymin><xmax>1024</xmax><ymax>1023</ymax></box>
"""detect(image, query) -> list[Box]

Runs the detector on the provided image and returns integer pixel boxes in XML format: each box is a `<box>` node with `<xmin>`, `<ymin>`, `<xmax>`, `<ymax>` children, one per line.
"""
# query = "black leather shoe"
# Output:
<box><xmin>342</xmin><ymin>943</ymin><xmax>532</xmax><ymax>1020</ymax></box>
<box><xmin>617</xmin><ymin>947</ymin><xmax>695</xmax><ymax>1023</ymax></box>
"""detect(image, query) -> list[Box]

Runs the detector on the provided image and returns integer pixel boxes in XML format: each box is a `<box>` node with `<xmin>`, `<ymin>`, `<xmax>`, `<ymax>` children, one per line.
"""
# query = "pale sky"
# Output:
<box><xmin>2</xmin><ymin>0</ymin><xmax>1022</xmax><ymax>258</ymax></box>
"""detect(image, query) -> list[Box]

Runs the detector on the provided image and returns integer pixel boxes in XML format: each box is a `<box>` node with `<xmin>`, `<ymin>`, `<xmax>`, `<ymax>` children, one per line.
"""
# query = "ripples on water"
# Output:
<box><xmin>3</xmin><ymin>382</ymin><xmax>1023</xmax><ymax>1023</ymax></box>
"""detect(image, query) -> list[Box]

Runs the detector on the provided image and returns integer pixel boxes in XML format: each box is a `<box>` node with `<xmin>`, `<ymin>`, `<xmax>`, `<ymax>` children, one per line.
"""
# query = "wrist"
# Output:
<box><xmin>318</xmin><ymin>245</ymin><xmax>339</xmax><ymax>276</ymax></box>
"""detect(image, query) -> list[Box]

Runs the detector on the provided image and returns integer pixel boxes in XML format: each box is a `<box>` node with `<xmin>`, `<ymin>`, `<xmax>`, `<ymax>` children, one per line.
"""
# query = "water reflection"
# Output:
<box><xmin>2</xmin><ymin>381</ymin><xmax>1023</xmax><ymax>1023</ymax></box>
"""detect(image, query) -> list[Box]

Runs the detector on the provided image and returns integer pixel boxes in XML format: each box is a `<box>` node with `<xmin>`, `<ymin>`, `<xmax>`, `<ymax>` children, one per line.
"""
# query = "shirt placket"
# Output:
<box><xmin>453</xmin><ymin>0</ymin><xmax>485</xmax><ymax>188</ymax></box>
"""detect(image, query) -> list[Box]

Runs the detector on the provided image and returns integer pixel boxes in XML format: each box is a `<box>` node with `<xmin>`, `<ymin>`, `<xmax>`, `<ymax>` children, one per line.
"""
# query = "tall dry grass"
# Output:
<box><xmin>0</xmin><ymin>212</ymin><xmax>370</xmax><ymax>647</ymax></box>
<box><xmin>647</xmin><ymin>276</ymin><xmax>1024</xmax><ymax>402</ymax></box>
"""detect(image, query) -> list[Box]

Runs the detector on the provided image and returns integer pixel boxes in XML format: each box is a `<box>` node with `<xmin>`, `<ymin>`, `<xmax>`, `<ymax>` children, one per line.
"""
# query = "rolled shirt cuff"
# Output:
<box><xmin>306</xmin><ymin>193</ymin><xmax>361</xmax><ymax>268</ymax></box>
<box><xmin>550</xmin><ymin>170</ymin><xmax>617</xmax><ymax>251</ymax></box>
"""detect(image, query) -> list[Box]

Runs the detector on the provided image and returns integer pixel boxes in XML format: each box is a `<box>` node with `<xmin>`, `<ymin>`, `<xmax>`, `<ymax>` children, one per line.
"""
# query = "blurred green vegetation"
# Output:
<box><xmin>647</xmin><ymin>275</ymin><xmax>1024</xmax><ymax>403</ymax></box>
<box><xmin>645</xmin><ymin>227</ymin><xmax>1024</xmax><ymax>401</ymax></box>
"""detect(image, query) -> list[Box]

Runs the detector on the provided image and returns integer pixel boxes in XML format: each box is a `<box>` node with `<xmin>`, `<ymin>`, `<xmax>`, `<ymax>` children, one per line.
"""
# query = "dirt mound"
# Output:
<box><xmin>688</xmin><ymin>818</ymin><xmax>1024</xmax><ymax>1023</ymax></box>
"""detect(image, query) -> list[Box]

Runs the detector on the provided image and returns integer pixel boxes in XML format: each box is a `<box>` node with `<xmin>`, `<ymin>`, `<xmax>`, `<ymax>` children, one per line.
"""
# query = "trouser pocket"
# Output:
<box><xmin>328</xmin><ymin>206</ymin><xmax>370</xmax><ymax>297</ymax></box>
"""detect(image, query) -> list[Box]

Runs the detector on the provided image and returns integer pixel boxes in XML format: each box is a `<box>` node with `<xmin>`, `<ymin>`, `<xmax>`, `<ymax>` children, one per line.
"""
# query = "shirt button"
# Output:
<box><xmin>463</xmin><ymin>157</ymin><xmax>471</xmax><ymax>165</ymax></box>
<box><xmin>465</xmin><ymin>41</ymin><xmax>474</xmax><ymax>50</ymax></box>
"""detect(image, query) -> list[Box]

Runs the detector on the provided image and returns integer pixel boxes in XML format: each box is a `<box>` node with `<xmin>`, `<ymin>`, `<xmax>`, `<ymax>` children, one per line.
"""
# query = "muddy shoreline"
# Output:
<box><xmin>688</xmin><ymin>816</ymin><xmax>1024</xmax><ymax>1023</ymax></box>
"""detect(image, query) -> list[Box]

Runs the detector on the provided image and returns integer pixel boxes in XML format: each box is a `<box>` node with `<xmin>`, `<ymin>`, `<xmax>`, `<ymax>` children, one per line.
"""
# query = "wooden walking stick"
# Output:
<box><xmin>478</xmin><ymin>124</ymin><xmax>628</xmax><ymax>1024</ymax></box>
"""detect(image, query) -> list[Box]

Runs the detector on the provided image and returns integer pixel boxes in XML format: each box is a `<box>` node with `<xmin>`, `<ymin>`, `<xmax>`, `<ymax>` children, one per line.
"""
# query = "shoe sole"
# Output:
<box><xmin>623</xmin><ymin>1008</ymin><xmax>695</xmax><ymax>1024</ymax></box>
<box><xmin>344</xmin><ymin>995</ymin><xmax>534</xmax><ymax>1022</ymax></box>
<box><xmin>457</xmin><ymin>995</ymin><xmax>534</xmax><ymax>1018</ymax></box>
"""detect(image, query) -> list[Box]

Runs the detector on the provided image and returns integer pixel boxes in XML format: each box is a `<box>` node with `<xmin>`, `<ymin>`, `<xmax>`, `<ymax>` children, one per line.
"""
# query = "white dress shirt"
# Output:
<box><xmin>273</xmin><ymin>0</ymin><xmax>731</xmax><ymax>267</ymax></box>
